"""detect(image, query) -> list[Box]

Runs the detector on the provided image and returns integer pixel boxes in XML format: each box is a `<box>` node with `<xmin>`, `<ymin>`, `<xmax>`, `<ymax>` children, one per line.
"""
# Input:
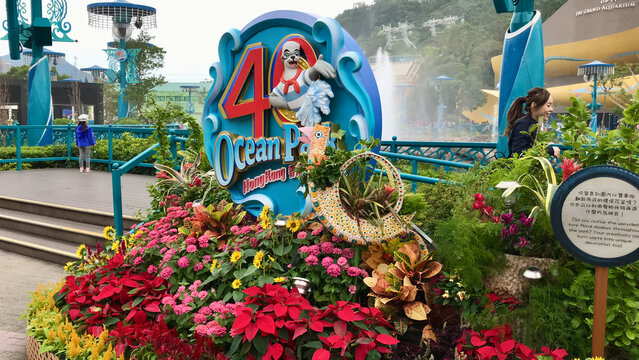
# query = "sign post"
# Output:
<box><xmin>550</xmin><ymin>165</ymin><xmax>639</xmax><ymax>358</ymax></box>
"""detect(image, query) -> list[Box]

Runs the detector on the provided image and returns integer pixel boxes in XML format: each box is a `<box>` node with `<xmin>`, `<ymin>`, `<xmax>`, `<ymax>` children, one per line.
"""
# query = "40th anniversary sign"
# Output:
<box><xmin>202</xmin><ymin>11</ymin><xmax>382</xmax><ymax>217</ymax></box>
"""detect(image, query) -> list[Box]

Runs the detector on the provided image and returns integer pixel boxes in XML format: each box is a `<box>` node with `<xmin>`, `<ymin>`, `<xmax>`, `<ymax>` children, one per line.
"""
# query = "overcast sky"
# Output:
<box><xmin>0</xmin><ymin>0</ymin><xmax>370</xmax><ymax>82</ymax></box>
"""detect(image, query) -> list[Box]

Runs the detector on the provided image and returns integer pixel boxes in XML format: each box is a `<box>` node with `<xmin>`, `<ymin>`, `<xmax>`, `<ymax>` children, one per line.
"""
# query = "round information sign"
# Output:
<box><xmin>550</xmin><ymin>165</ymin><xmax>639</xmax><ymax>267</ymax></box>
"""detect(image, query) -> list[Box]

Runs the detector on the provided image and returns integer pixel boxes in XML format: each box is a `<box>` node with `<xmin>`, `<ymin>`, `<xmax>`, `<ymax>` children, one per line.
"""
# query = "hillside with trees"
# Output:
<box><xmin>335</xmin><ymin>0</ymin><xmax>567</xmax><ymax>135</ymax></box>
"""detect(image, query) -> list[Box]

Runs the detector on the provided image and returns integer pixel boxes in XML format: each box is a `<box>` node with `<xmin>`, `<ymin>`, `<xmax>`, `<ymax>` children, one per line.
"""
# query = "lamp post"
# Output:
<box><xmin>430</xmin><ymin>75</ymin><xmax>453</xmax><ymax>138</ymax></box>
<box><xmin>577</xmin><ymin>61</ymin><xmax>615</xmax><ymax>133</ymax></box>
<box><xmin>87</xmin><ymin>0</ymin><xmax>157</xmax><ymax>119</ymax></box>
<box><xmin>180</xmin><ymin>85</ymin><xmax>200</xmax><ymax>115</ymax></box>
<box><xmin>3</xmin><ymin>0</ymin><xmax>74</xmax><ymax>145</ymax></box>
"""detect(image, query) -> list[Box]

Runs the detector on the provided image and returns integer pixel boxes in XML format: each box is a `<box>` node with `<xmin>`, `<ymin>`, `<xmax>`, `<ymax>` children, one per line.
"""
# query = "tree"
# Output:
<box><xmin>0</xmin><ymin>65</ymin><xmax>29</xmax><ymax>80</ymax></box>
<box><xmin>69</xmin><ymin>81</ymin><xmax>82</xmax><ymax>118</ymax></box>
<box><xmin>123</xmin><ymin>31</ymin><xmax>167</xmax><ymax>119</ymax></box>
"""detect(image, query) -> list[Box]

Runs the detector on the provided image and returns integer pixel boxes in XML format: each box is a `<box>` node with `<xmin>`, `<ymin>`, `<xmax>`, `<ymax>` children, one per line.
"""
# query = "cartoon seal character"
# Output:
<box><xmin>268</xmin><ymin>40</ymin><xmax>337</xmax><ymax>127</ymax></box>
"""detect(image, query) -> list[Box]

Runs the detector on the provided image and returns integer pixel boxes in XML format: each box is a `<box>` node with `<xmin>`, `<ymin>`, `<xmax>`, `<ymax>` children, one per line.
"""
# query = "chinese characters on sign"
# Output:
<box><xmin>560</xmin><ymin>177</ymin><xmax>639</xmax><ymax>259</ymax></box>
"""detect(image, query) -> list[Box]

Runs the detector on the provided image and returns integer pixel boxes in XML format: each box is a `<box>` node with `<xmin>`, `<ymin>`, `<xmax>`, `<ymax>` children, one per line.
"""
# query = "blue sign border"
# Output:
<box><xmin>550</xmin><ymin>165</ymin><xmax>639</xmax><ymax>267</ymax></box>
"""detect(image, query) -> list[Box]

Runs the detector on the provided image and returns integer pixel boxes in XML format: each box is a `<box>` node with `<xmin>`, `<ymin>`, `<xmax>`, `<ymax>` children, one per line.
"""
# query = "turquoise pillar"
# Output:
<box><xmin>118</xmin><ymin>38</ymin><xmax>129</xmax><ymax>118</ymax></box>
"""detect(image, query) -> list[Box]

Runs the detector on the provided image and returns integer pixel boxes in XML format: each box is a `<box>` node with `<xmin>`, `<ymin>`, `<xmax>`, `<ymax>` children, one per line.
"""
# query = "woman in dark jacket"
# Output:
<box><xmin>504</xmin><ymin>87</ymin><xmax>560</xmax><ymax>157</ymax></box>
<box><xmin>75</xmin><ymin>114</ymin><xmax>96</xmax><ymax>172</ymax></box>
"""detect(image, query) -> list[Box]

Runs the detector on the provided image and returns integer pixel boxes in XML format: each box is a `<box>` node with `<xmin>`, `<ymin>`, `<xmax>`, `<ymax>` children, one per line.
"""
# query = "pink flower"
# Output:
<box><xmin>287</xmin><ymin>264</ymin><xmax>292</xmax><ymax>269</ymax></box>
<box><xmin>305</xmin><ymin>255</ymin><xmax>319</xmax><ymax>266</ymax></box>
<box><xmin>348</xmin><ymin>285</ymin><xmax>357</xmax><ymax>294</ymax></box>
<box><xmin>320</xmin><ymin>242</ymin><xmax>334</xmax><ymax>254</ymax></box>
<box><xmin>332</xmin><ymin>248</ymin><xmax>343</xmax><ymax>255</ymax></box>
<box><xmin>240</xmin><ymin>226</ymin><xmax>252</xmax><ymax>234</ymax></box>
<box><xmin>193</xmin><ymin>262</ymin><xmax>204</xmax><ymax>271</ymax></box>
<box><xmin>189</xmin><ymin>281</ymin><xmax>202</xmax><ymax>292</ymax></box>
<box><xmin>161</xmin><ymin>296</ymin><xmax>175</xmax><ymax>306</ymax></box>
<box><xmin>473</xmin><ymin>201</ymin><xmax>484</xmax><ymax>210</ymax></box>
<box><xmin>198</xmin><ymin>307</ymin><xmax>212</xmax><ymax>316</ymax></box>
<box><xmin>198</xmin><ymin>290</ymin><xmax>208</xmax><ymax>300</ymax></box>
<box><xmin>160</xmin><ymin>266</ymin><xmax>173</xmax><ymax>279</ymax></box>
<box><xmin>307</xmin><ymin>245</ymin><xmax>320</xmax><ymax>256</ymax></box>
<box><xmin>321</xmin><ymin>257</ymin><xmax>334</xmax><ymax>267</ymax></box>
<box><xmin>194</xmin><ymin>314</ymin><xmax>207</xmax><ymax>324</ymax></box>
<box><xmin>185</xmin><ymin>237</ymin><xmax>196</xmax><ymax>245</ymax></box>
<box><xmin>517</xmin><ymin>237</ymin><xmax>530</xmax><ymax>248</ymax></box>
<box><xmin>311</xmin><ymin>227</ymin><xmax>323</xmax><ymax>236</ymax></box>
<box><xmin>474</xmin><ymin>193</ymin><xmax>485</xmax><ymax>202</ymax></box>
<box><xmin>342</xmin><ymin>248</ymin><xmax>354</xmax><ymax>259</ymax></box>
<box><xmin>346</xmin><ymin>266</ymin><xmax>360</xmax><ymax>277</ymax></box>
<box><xmin>359</xmin><ymin>269</ymin><xmax>369</xmax><ymax>278</ymax></box>
<box><xmin>147</xmin><ymin>265</ymin><xmax>158</xmax><ymax>274</ymax></box>
<box><xmin>298</xmin><ymin>246</ymin><xmax>309</xmax><ymax>254</ymax></box>
<box><xmin>133</xmin><ymin>256</ymin><xmax>144</xmax><ymax>266</ymax></box>
<box><xmin>331</xmin><ymin>236</ymin><xmax>341</xmax><ymax>243</ymax></box>
<box><xmin>198</xmin><ymin>236</ymin><xmax>210</xmax><ymax>248</ymax></box>
<box><xmin>173</xmin><ymin>304</ymin><xmax>192</xmax><ymax>315</ymax></box>
<box><xmin>177</xmin><ymin>256</ymin><xmax>190</xmax><ymax>269</ymax></box>
<box><xmin>203</xmin><ymin>255</ymin><xmax>212</xmax><ymax>263</ymax></box>
<box><xmin>297</xmin><ymin>231</ymin><xmax>307</xmax><ymax>239</ymax></box>
<box><xmin>187</xmin><ymin>244</ymin><xmax>197</xmax><ymax>253</ymax></box>
<box><xmin>230</xmin><ymin>225</ymin><xmax>240</xmax><ymax>234</ymax></box>
<box><xmin>337</xmin><ymin>257</ymin><xmax>348</xmax><ymax>267</ymax></box>
<box><xmin>326</xmin><ymin>263</ymin><xmax>341</xmax><ymax>277</ymax></box>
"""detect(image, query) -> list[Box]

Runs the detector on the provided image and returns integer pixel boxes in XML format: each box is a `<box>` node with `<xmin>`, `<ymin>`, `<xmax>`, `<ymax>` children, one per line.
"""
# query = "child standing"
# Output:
<box><xmin>75</xmin><ymin>114</ymin><xmax>96</xmax><ymax>172</ymax></box>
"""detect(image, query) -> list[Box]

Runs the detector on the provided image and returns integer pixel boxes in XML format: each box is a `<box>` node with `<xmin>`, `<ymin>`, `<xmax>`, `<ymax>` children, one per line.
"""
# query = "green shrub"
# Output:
<box><xmin>114</xmin><ymin>117</ymin><xmax>142</xmax><ymax>125</ymax></box>
<box><xmin>53</xmin><ymin>118</ymin><xmax>73</xmax><ymax>125</ymax></box>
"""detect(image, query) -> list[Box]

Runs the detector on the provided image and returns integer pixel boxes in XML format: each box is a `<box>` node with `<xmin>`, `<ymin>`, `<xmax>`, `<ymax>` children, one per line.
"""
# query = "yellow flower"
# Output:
<box><xmin>103</xmin><ymin>226</ymin><xmax>116</xmax><ymax>241</ymax></box>
<box><xmin>111</xmin><ymin>241</ymin><xmax>119</xmax><ymax>252</ymax></box>
<box><xmin>260</xmin><ymin>206</ymin><xmax>269</xmax><ymax>219</ymax></box>
<box><xmin>457</xmin><ymin>291</ymin><xmax>466</xmax><ymax>301</ymax></box>
<box><xmin>286</xmin><ymin>219</ymin><xmax>301</xmax><ymax>233</ymax></box>
<box><xmin>232</xmin><ymin>279</ymin><xmax>242</xmax><ymax>289</ymax></box>
<box><xmin>253</xmin><ymin>251</ymin><xmax>264</xmax><ymax>269</ymax></box>
<box><xmin>76</xmin><ymin>244</ymin><xmax>86</xmax><ymax>258</ymax></box>
<box><xmin>457</xmin><ymin>282</ymin><xmax>463</xmax><ymax>288</ymax></box>
<box><xmin>442</xmin><ymin>290</ymin><xmax>450</xmax><ymax>298</ymax></box>
<box><xmin>268</xmin><ymin>255</ymin><xmax>275</xmax><ymax>262</ymax></box>
<box><xmin>230</xmin><ymin>251</ymin><xmax>242</xmax><ymax>263</ymax></box>
<box><xmin>209</xmin><ymin>259</ymin><xmax>218</xmax><ymax>272</ymax></box>
<box><xmin>274</xmin><ymin>277</ymin><xmax>286</xmax><ymax>283</ymax></box>
<box><xmin>260</xmin><ymin>216</ymin><xmax>271</xmax><ymax>229</ymax></box>
<box><xmin>64</xmin><ymin>262</ymin><xmax>73</xmax><ymax>272</ymax></box>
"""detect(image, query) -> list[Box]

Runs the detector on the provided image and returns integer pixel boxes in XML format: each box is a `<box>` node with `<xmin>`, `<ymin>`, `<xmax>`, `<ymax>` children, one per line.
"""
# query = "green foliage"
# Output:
<box><xmin>53</xmin><ymin>118</ymin><xmax>73</xmax><ymax>125</ymax></box>
<box><xmin>183</xmin><ymin>113</ymin><xmax>204</xmax><ymax>155</ymax></box>
<box><xmin>0</xmin><ymin>65</ymin><xmax>29</xmax><ymax>79</ymax></box>
<box><xmin>124</xmin><ymin>31</ymin><xmax>167</xmax><ymax>117</ymax></box>
<box><xmin>114</xmin><ymin>117</ymin><xmax>143</xmax><ymax>125</ymax></box>
<box><xmin>90</xmin><ymin>133</ymin><xmax>156</xmax><ymax>173</ymax></box>
<box><xmin>563</xmin><ymin>264</ymin><xmax>639</xmax><ymax>359</ymax></box>
<box><xmin>514</xmin><ymin>283</ymin><xmax>590</xmax><ymax>357</ymax></box>
<box><xmin>433</xmin><ymin>210</ymin><xmax>503</xmax><ymax>291</ymax></box>
<box><xmin>143</xmin><ymin>100</ymin><xmax>187</xmax><ymax>167</ymax></box>
<box><xmin>558</xmin><ymin>95</ymin><xmax>639</xmax><ymax>172</ymax></box>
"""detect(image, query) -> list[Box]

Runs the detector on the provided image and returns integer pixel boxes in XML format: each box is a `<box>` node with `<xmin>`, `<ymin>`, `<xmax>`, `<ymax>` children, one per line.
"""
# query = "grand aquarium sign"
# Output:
<box><xmin>202</xmin><ymin>11</ymin><xmax>382</xmax><ymax>217</ymax></box>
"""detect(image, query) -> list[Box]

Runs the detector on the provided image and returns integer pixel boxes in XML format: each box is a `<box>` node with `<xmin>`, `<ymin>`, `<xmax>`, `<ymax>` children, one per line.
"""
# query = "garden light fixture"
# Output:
<box><xmin>523</xmin><ymin>266</ymin><xmax>543</xmax><ymax>280</ymax></box>
<box><xmin>496</xmin><ymin>181</ymin><xmax>519</xmax><ymax>213</ymax></box>
<box><xmin>291</xmin><ymin>277</ymin><xmax>312</xmax><ymax>297</ymax></box>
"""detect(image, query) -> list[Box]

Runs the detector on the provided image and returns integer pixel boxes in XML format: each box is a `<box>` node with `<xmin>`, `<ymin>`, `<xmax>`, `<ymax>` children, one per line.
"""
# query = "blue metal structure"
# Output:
<box><xmin>180</xmin><ymin>85</ymin><xmax>200</xmax><ymax>114</ymax></box>
<box><xmin>87</xmin><ymin>0</ymin><xmax>157</xmax><ymax>118</ymax></box>
<box><xmin>493</xmin><ymin>0</ymin><xmax>545</xmax><ymax>157</ymax></box>
<box><xmin>577</xmin><ymin>61</ymin><xmax>615</xmax><ymax>132</ymax></box>
<box><xmin>2</xmin><ymin>0</ymin><xmax>74</xmax><ymax>146</ymax></box>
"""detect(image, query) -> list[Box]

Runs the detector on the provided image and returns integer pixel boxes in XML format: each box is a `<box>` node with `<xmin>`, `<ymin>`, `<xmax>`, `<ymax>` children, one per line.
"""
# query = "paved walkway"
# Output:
<box><xmin>0</xmin><ymin>169</ymin><xmax>155</xmax><ymax>358</ymax></box>
<box><xmin>0</xmin><ymin>168</ymin><xmax>154</xmax><ymax>216</ymax></box>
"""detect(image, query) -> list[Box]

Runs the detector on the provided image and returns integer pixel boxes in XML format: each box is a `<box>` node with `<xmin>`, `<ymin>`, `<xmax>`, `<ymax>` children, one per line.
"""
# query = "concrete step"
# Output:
<box><xmin>0</xmin><ymin>228</ymin><xmax>78</xmax><ymax>265</ymax></box>
<box><xmin>0</xmin><ymin>208</ymin><xmax>105</xmax><ymax>248</ymax></box>
<box><xmin>0</xmin><ymin>195</ymin><xmax>141</xmax><ymax>230</ymax></box>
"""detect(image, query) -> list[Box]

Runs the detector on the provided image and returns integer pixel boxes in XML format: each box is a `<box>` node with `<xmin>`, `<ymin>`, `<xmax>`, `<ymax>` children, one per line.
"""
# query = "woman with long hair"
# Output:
<box><xmin>75</xmin><ymin>114</ymin><xmax>96</xmax><ymax>172</ymax></box>
<box><xmin>504</xmin><ymin>87</ymin><xmax>560</xmax><ymax>157</ymax></box>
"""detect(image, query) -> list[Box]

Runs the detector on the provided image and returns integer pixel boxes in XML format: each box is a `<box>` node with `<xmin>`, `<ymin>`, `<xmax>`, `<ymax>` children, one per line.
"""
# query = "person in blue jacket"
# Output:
<box><xmin>504</xmin><ymin>87</ymin><xmax>560</xmax><ymax>157</ymax></box>
<box><xmin>75</xmin><ymin>114</ymin><xmax>96</xmax><ymax>172</ymax></box>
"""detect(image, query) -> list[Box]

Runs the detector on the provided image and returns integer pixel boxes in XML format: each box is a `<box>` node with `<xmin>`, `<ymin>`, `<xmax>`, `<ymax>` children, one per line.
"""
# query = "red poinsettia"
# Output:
<box><xmin>456</xmin><ymin>324</ymin><xmax>568</xmax><ymax>360</ymax></box>
<box><xmin>230</xmin><ymin>284</ymin><xmax>397</xmax><ymax>360</ymax></box>
<box><xmin>56</xmin><ymin>253</ymin><xmax>170</xmax><ymax>354</ymax></box>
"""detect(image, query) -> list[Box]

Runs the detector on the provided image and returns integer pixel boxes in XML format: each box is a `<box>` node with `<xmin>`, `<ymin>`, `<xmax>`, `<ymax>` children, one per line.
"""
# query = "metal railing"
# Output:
<box><xmin>0</xmin><ymin>124</ymin><xmax>189</xmax><ymax>171</ymax></box>
<box><xmin>112</xmin><ymin>133</ymin><xmax>188</xmax><ymax>238</ymax></box>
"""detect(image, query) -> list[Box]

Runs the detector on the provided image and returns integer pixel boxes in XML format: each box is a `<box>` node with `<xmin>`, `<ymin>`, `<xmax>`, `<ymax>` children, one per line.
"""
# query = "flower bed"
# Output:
<box><xmin>22</xmin><ymin>94</ymin><xmax>639</xmax><ymax>359</ymax></box>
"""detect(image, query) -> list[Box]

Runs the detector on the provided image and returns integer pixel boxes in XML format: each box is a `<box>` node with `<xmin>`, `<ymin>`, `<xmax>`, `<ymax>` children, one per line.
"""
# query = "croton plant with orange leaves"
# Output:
<box><xmin>363</xmin><ymin>242</ymin><xmax>442</xmax><ymax>343</ymax></box>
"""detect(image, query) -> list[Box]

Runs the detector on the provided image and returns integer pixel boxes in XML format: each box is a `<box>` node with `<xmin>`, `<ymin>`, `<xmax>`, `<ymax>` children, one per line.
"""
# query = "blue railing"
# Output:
<box><xmin>380</xmin><ymin>137</ymin><xmax>500</xmax><ymax>165</ymax></box>
<box><xmin>0</xmin><ymin>124</ymin><xmax>190</xmax><ymax>171</ymax></box>
<box><xmin>112</xmin><ymin>133</ymin><xmax>188</xmax><ymax>238</ymax></box>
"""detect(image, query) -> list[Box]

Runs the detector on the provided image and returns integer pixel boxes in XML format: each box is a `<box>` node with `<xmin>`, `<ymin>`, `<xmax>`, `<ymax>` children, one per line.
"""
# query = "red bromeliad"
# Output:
<box><xmin>559</xmin><ymin>158</ymin><xmax>581</xmax><ymax>182</ymax></box>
